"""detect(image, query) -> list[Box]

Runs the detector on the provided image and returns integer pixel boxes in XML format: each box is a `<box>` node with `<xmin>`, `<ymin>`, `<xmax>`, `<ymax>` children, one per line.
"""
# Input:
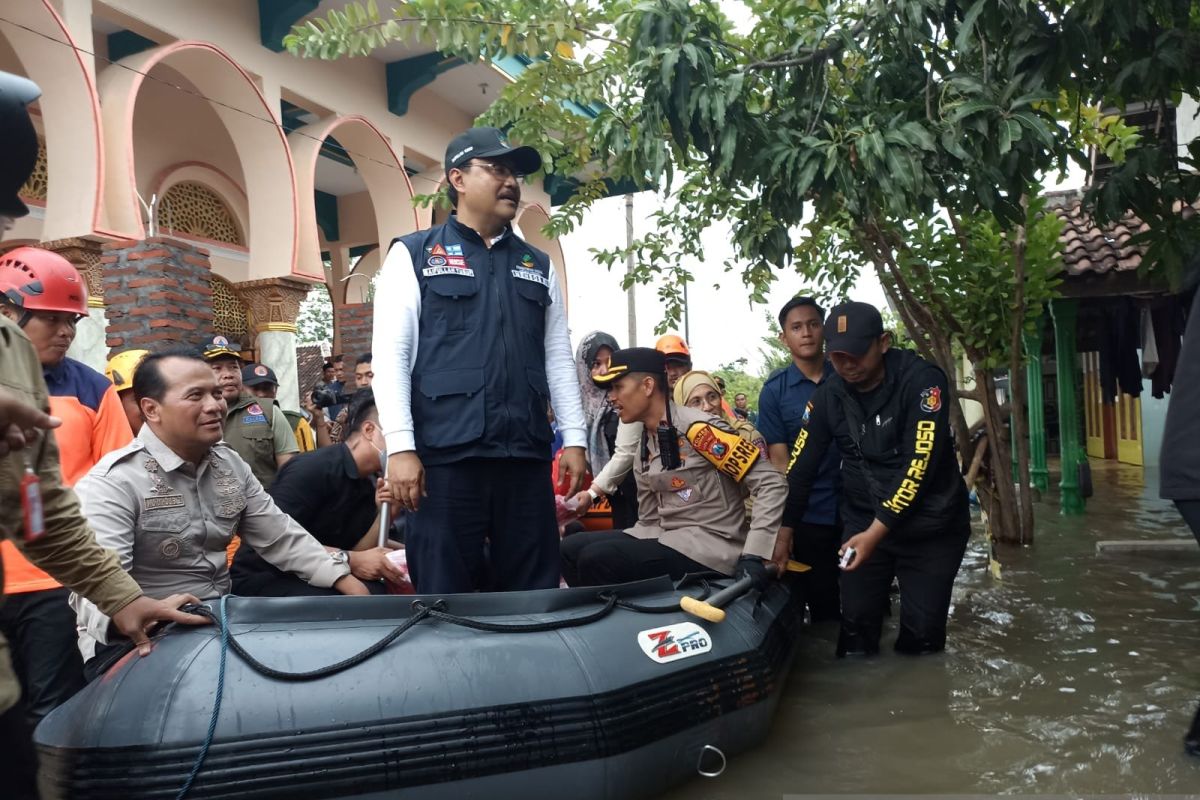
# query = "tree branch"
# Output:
<box><xmin>745</xmin><ymin>22</ymin><xmax>866</xmax><ymax>71</ymax></box>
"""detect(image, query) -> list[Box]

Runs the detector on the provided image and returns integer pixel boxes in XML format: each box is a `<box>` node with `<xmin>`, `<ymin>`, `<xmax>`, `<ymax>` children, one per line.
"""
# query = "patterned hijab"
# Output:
<box><xmin>575</xmin><ymin>330</ymin><xmax>620</xmax><ymax>471</ymax></box>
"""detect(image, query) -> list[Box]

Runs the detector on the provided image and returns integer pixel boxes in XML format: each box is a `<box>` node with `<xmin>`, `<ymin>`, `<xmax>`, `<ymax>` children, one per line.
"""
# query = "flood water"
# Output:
<box><xmin>667</xmin><ymin>460</ymin><xmax>1200</xmax><ymax>798</ymax></box>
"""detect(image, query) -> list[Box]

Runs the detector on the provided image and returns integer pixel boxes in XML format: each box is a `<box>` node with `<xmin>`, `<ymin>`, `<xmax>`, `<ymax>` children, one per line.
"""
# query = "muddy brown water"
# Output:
<box><xmin>666</xmin><ymin>462</ymin><xmax>1200</xmax><ymax>798</ymax></box>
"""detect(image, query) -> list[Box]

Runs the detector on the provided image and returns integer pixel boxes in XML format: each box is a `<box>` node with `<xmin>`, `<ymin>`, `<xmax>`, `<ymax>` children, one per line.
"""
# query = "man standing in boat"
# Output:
<box><xmin>71</xmin><ymin>348</ymin><xmax>370</xmax><ymax>674</ymax></box>
<box><xmin>780</xmin><ymin>301</ymin><xmax>970</xmax><ymax>657</ymax></box>
<box><xmin>560</xmin><ymin>348</ymin><xmax>788</xmax><ymax>586</ymax></box>
<box><xmin>374</xmin><ymin>127</ymin><xmax>586</xmax><ymax>594</ymax></box>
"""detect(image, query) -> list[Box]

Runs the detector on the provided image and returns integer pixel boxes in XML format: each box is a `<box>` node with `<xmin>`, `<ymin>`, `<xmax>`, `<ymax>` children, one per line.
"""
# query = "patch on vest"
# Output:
<box><xmin>685</xmin><ymin>421</ymin><xmax>759</xmax><ymax>482</ymax></box>
<box><xmin>511</xmin><ymin>267</ymin><xmax>548</xmax><ymax>286</ymax></box>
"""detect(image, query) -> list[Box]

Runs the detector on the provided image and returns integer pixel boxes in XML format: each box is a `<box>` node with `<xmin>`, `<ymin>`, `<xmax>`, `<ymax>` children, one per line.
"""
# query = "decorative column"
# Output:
<box><xmin>236</xmin><ymin>278</ymin><xmax>309</xmax><ymax>413</ymax></box>
<box><xmin>1024</xmin><ymin>313</ymin><xmax>1049</xmax><ymax>492</ymax></box>
<box><xmin>1050</xmin><ymin>299</ymin><xmax>1085</xmax><ymax>515</ymax></box>
<box><xmin>43</xmin><ymin>237</ymin><xmax>107</xmax><ymax>372</ymax></box>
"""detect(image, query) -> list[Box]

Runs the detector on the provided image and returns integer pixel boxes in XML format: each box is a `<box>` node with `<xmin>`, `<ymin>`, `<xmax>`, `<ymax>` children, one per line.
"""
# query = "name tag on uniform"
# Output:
<box><xmin>423</xmin><ymin>265</ymin><xmax>475</xmax><ymax>278</ymax></box>
<box><xmin>144</xmin><ymin>494</ymin><xmax>185</xmax><ymax>510</ymax></box>
<box><xmin>685</xmin><ymin>421</ymin><xmax>760</xmax><ymax>482</ymax></box>
<box><xmin>242</xmin><ymin>414</ymin><xmax>267</xmax><ymax>424</ymax></box>
<box><xmin>511</xmin><ymin>268</ymin><xmax>548</xmax><ymax>286</ymax></box>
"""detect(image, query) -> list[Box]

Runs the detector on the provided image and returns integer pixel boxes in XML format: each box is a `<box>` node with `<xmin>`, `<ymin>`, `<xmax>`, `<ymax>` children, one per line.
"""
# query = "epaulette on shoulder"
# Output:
<box><xmin>91</xmin><ymin>439</ymin><xmax>145</xmax><ymax>476</ymax></box>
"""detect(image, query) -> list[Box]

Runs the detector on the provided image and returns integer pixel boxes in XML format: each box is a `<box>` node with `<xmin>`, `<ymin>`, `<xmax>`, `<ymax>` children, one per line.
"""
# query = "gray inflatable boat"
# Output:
<box><xmin>36</xmin><ymin>575</ymin><xmax>802</xmax><ymax>799</ymax></box>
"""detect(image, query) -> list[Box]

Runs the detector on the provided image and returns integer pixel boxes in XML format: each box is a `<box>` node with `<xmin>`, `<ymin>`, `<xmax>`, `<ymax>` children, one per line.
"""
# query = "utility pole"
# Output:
<box><xmin>625</xmin><ymin>193</ymin><xmax>637</xmax><ymax>346</ymax></box>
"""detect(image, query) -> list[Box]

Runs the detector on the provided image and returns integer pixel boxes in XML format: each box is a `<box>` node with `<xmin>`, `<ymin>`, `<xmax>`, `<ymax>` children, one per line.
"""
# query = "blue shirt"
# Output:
<box><xmin>757</xmin><ymin>361</ymin><xmax>841</xmax><ymax>526</ymax></box>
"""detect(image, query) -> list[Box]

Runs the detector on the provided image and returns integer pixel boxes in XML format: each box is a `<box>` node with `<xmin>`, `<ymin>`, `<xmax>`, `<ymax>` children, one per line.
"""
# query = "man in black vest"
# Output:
<box><xmin>374</xmin><ymin>127</ymin><xmax>586</xmax><ymax>594</ymax></box>
<box><xmin>780</xmin><ymin>301</ymin><xmax>970</xmax><ymax>657</ymax></box>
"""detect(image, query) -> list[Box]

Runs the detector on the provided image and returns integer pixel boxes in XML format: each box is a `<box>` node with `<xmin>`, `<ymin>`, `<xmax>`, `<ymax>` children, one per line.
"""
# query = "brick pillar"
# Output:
<box><xmin>101</xmin><ymin>237</ymin><xmax>215</xmax><ymax>356</ymax></box>
<box><xmin>334</xmin><ymin>303</ymin><xmax>374</xmax><ymax>362</ymax></box>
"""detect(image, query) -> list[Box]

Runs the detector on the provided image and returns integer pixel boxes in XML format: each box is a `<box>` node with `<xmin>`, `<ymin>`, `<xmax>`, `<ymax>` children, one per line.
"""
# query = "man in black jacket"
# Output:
<box><xmin>779</xmin><ymin>301</ymin><xmax>970</xmax><ymax>656</ymax></box>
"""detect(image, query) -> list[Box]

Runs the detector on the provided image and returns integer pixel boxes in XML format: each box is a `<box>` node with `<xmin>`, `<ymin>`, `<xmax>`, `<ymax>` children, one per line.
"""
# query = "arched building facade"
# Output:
<box><xmin>1</xmin><ymin>0</ymin><xmax>568</xmax><ymax>410</ymax></box>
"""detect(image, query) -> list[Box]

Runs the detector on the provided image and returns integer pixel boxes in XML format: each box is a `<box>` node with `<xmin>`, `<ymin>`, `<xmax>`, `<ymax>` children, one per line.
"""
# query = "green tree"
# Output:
<box><xmin>296</xmin><ymin>284</ymin><xmax>333</xmax><ymax>346</ymax></box>
<box><xmin>287</xmin><ymin>0</ymin><xmax>1199</xmax><ymax>543</ymax></box>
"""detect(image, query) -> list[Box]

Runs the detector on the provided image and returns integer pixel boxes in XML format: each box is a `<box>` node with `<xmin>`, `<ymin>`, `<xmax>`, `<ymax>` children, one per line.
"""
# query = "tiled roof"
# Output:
<box><xmin>1045</xmin><ymin>191</ymin><xmax>1148</xmax><ymax>276</ymax></box>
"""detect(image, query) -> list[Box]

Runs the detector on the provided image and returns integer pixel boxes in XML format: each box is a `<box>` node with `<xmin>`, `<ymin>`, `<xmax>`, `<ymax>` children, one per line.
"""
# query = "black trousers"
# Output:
<box><xmin>791</xmin><ymin>520</ymin><xmax>842</xmax><ymax>622</ymax></box>
<box><xmin>0</xmin><ymin>587</ymin><xmax>84</xmax><ymax>725</ymax></box>
<box><xmin>560</xmin><ymin>530</ymin><xmax>709</xmax><ymax>587</ymax></box>
<box><xmin>406</xmin><ymin>458</ymin><xmax>560</xmax><ymax>594</ymax></box>
<box><xmin>0</xmin><ymin>696</ymin><xmax>38</xmax><ymax>800</ymax></box>
<box><xmin>838</xmin><ymin>523</ymin><xmax>970</xmax><ymax>656</ymax></box>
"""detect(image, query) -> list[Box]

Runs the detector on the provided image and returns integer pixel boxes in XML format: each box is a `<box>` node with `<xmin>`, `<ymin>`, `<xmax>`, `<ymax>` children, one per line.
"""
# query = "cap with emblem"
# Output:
<box><xmin>592</xmin><ymin>347</ymin><xmax>667</xmax><ymax>386</ymax></box>
<box><xmin>200</xmin><ymin>334</ymin><xmax>241</xmax><ymax>361</ymax></box>
<box><xmin>824</xmin><ymin>301</ymin><xmax>885</xmax><ymax>356</ymax></box>
<box><xmin>105</xmin><ymin>349</ymin><xmax>149</xmax><ymax>393</ymax></box>
<box><xmin>241</xmin><ymin>363</ymin><xmax>278</xmax><ymax>387</ymax></box>
<box><xmin>444</xmin><ymin>126</ymin><xmax>542</xmax><ymax>175</ymax></box>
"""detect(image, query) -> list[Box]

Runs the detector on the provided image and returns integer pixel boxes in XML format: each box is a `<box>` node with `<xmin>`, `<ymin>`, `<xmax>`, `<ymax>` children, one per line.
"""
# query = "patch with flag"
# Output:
<box><xmin>685</xmin><ymin>421</ymin><xmax>759</xmax><ymax>482</ymax></box>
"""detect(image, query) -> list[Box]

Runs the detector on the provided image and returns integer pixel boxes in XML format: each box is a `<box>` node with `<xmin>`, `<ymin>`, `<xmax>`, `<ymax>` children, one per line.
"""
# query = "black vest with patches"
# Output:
<box><xmin>394</xmin><ymin>215</ymin><xmax>554</xmax><ymax>465</ymax></box>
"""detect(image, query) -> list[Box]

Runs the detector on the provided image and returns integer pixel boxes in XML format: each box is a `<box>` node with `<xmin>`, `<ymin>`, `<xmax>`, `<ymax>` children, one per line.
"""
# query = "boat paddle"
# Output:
<box><xmin>377</xmin><ymin>457</ymin><xmax>390</xmax><ymax>549</ymax></box>
<box><xmin>680</xmin><ymin>560</ymin><xmax>808</xmax><ymax>623</ymax></box>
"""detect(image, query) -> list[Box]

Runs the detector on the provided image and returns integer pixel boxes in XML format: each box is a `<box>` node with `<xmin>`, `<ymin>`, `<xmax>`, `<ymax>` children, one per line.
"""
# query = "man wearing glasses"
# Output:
<box><xmin>374</xmin><ymin>126</ymin><xmax>586</xmax><ymax>593</ymax></box>
<box><xmin>0</xmin><ymin>246</ymin><xmax>134</xmax><ymax>727</ymax></box>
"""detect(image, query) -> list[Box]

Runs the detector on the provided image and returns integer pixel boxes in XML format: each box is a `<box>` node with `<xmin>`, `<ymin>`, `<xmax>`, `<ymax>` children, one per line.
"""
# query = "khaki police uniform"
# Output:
<box><xmin>71</xmin><ymin>424</ymin><xmax>349</xmax><ymax>662</ymax></box>
<box><xmin>223</xmin><ymin>395</ymin><xmax>298</xmax><ymax>490</ymax></box>
<box><xmin>0</xmin><ymin>316</ymin><xmax>142</xmax><ymax>714</ymax></box>
<box><xmin>627</xmin><ymin>403</ymin><xmax>786</xmax><ymax>575</ymax></box>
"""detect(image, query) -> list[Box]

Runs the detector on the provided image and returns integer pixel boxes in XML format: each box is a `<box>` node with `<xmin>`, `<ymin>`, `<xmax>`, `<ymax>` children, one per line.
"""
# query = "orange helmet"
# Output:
<box><xmin>655</xmin><ymin>334</ymin><xmax>691</xmax><ymax>360</ymax></box>
<box><xmin>0</xmin><ymin>246</ymin><xmax>88</xmax><ymax>317</ymax></box>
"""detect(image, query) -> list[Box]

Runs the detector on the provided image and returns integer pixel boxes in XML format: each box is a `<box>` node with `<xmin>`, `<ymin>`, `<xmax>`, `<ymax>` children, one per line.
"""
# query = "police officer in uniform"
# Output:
<box><xmin>72</xmin><ymin>349</ymin><xmax>369</xmax><ymax>673</ymax></box>
<box><xmin>781</xmin><ymin>302</ymin><xmax>970</xmax><ymax>656</ymax></box>
<box><xmin>374</xmin><ymin>127</ymin><xmax>586</xmax><ymax>594</ymax></box>
<box><xmin>561</xmin><ymin>348</ymin><xmax>788</xmax><ymax>587</ymax></box>
<box><xmin>201</xmin><ymin>336</ymin><xmax>298</xmax><ymax>489</ymax></box>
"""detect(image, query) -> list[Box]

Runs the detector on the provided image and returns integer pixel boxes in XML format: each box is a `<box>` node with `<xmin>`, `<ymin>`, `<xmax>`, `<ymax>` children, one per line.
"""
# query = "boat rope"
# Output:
<box><xmin>175</xmin><ymin>580</ymin><xmax>714</xmax><ymax>798</ymax></box>
<box><xmin>176</xmin><ymin>594</ymin><xmax>231</xmax><ymax>800</ymax></box>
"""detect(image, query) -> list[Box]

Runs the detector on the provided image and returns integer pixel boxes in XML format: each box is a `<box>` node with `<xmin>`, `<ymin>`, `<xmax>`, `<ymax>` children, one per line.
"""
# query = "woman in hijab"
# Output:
<box><xmin>573</xmin><ymin>332</ymin><xmax>640</xmax><ymax>528</ymax></box>
<box><xmin>673</xmin><ymin>370</ymin><xmax>769</xmax><ymax>459</ymax></box>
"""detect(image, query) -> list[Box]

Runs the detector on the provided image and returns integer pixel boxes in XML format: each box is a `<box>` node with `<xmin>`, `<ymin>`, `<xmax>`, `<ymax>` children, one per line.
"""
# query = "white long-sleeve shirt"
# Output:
<box><xmin>372</xmin><ymin>233</ymin><xmax>586</xmax><ymax>456</ymax></box>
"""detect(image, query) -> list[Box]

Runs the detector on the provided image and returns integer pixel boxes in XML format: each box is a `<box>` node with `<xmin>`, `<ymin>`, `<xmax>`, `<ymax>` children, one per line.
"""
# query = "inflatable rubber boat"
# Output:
<box><xmin>36</xmin><ymin>574</ymin><xmax>802</xmax><ymax>800</ymax></box>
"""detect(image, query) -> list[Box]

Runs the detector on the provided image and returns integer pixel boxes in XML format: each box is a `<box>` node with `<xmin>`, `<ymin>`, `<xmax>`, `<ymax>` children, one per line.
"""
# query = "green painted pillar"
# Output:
<box><xmin>1024</xmin><ymin>314</ymin><xmax>1049</xmax><ymax>492</ymax></box>
<box><xmin>1050</xmin><ymin>299</ymin><xmax>1085</xmax><ymax>515</ymax></box>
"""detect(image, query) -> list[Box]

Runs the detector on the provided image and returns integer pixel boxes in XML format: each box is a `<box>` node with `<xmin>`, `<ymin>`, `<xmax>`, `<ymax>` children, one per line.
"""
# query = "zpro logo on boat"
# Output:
<box><xmin>638</xmin><ymin>622</ymin><xmax>712</xmax><ymax>664</ymax></box>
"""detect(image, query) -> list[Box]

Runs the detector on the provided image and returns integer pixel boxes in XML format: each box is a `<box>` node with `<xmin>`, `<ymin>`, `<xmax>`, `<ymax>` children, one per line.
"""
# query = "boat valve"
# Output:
<box><xmin>696</xmin><ymin>744</ymin><xmax>726</xmax><ymax>778</ymax></box>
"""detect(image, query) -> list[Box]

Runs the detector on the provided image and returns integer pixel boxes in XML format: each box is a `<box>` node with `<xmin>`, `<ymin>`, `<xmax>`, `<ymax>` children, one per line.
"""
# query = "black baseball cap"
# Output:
<box><xmin>242</xmin><ymin>363</ymin><xmax>278</xmax><ymax>387</ymax></box>
<box><xmin>592</xmin><ymin>347</ymin><xmax>667</xmax><ymax>387</ymax></box>
<box><xmin>444</xmin><ymin>127</ymin><xmax>541</xmax><ymax>175</ymax></box>
<box><xmin>200</xmin><ymin>334</ymin><xmax>242</xmax><ymax>361</ymax></box>
<box><xmin>824</xmin><ymin>301</ymin><xmax>885</xmax><ymax>356</ymax></box>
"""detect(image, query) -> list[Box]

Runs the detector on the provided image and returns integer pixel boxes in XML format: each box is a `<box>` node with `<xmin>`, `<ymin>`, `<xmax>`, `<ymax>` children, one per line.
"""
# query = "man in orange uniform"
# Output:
<box><xmin>0</xmin><ymin>246</ymin><xmax>133</xmax><ymax>723</ymax></box>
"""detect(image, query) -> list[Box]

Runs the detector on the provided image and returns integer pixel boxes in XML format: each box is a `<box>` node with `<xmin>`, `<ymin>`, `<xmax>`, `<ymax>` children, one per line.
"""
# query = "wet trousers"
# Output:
<box><xmin>791</xmin><ymin>521</ymin><xmax>842</xmax><ymax>622</ymax></box>
<box><xmin>560</xmin><ymin>530</ymin><xmax>709</xmax><ymax>587</ymax></box>
<box><xmin>0</xmin><ymin>588</ymin><xmax>83</xmax><ymax>723</ymax></box>
<box><xmin>406</xmin><ymin>458</ymin><xmax>560</xmax><ymax>594</ymax></box>
<box><xmin>838</xmin><ymin>523</ymin><xmax>970</xmax><ymax>656</ymax></box>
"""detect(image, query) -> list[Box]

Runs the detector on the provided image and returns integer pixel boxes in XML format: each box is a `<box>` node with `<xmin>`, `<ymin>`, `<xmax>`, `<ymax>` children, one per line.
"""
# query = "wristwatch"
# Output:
<box><xmin>587</xmin><ymin>487</ymin><xmax>601</xmax><ymax>503</ymax></box>
<box><xmin>329</xmin><ymin>549</ymin><xmax>349</xmax><ymax>566</ymax></box>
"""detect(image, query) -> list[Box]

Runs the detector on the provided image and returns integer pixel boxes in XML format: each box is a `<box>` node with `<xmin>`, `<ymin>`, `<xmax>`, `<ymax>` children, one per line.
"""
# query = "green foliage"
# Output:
<box><xmin>285</xmin><ymin>0</ymin><xmax>1200</xmax><ymax>315</ymax></box>
<box><xmin>714</xmin><ymin>359</ymin><xmax>766</xmax><ymax>412</ymax></box>
<box><xmin>296</xmin><ymin>283</ymin><xmax>334</xmax><ymax>345</ymax></box>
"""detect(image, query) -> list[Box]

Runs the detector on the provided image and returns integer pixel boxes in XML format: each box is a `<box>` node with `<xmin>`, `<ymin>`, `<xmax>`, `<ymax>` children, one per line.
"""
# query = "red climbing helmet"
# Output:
<box><xmin>0</xmin><ymin>246</ymin><xmax>88</xmax><ymax>317</ymax></box>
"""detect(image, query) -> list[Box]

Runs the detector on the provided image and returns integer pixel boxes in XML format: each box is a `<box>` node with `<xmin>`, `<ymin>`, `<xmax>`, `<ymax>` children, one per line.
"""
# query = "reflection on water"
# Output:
<box><xmin>666</xmin><ymin>461</ymin><xmax>1200</xmax><ymax>798</ymax></box>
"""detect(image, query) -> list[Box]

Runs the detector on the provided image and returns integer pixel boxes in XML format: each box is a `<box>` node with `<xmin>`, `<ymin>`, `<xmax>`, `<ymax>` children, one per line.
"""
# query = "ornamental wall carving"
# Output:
<box><xmin>235</xmin><ymin>277</ymin><xmax>310</xmax><ymax>334</ymax></box>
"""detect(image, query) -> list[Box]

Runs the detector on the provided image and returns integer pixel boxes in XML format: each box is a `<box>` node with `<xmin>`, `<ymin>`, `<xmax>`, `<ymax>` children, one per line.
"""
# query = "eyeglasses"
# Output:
<box><xmin>462</xmin><ymin>161</ymin><xmax>525</xmax><ymax>181</ymax></box>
